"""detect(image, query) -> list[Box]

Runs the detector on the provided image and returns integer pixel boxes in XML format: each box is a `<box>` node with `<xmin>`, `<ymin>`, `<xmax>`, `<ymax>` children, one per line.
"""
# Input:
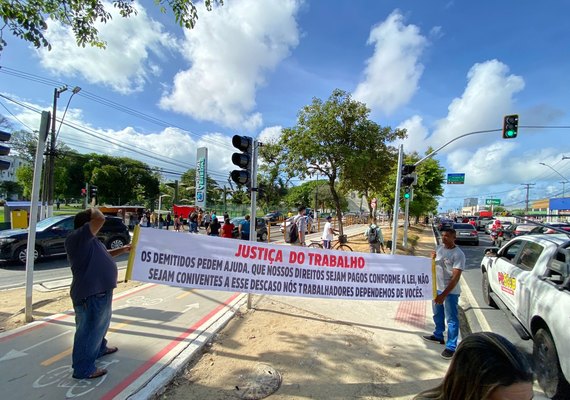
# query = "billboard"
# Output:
<box><xmin>195</xmin><ymin>147</ymin><xmax>208</xmax><ymax>209</ymax></box>
<box><xmin>549</xmin><ymin>197</ymin><xmax>570</xmax><ymax>211</ymax></box>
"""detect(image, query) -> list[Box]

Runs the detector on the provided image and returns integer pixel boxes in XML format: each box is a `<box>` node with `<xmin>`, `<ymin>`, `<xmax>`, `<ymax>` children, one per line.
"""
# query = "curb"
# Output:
<box><xmin>127</xmin><ymin>294</ymin><xmax>247</xmax><ymax>400</ymax></box>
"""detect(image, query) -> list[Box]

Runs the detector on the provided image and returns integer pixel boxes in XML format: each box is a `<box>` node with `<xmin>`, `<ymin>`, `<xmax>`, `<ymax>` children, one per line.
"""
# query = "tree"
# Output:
<box><xmin>179</xmin><ymin>168</ymin><xmax>221</xmax><ymax>205</ymax></box>
<box><xmin>279</xmin><ymin>89</ymin><xmax>405</xmax><ymax>234</ymax></box>
<box><xmin>0</xmin><ymin>180</ymin><xmax>23</xmax><ymax>200</ymax></box>
<box><xmin>0</xmin><ymin>0</ymin><xmax>223</xmax><ymax>53</ymax></box>
<box><xmin>377</xmin><ymin>149</ymin><xmax>445</xmax><ymax>223</ymax></box>
<box><xmin>15</xmin><ymin>165</ymin><xmax>33</xmax><ymax>198</ymax></box>
<box><xmin>284</xmin><ymin>180</ymin><xmax>343</xmax><ymax>212</ymax></box>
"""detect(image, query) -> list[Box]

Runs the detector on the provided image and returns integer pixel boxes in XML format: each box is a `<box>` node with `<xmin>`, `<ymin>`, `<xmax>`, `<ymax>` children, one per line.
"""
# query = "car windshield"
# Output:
<box><xmin>35</xmin><ymin>216</ymin><xmax>68</xmax><ymax>232</ymax></box>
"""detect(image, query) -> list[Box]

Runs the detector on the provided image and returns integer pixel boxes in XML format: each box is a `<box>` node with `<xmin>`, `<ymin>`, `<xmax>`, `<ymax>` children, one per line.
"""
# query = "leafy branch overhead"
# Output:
<box><xmin>0</xmin><ymin>0</ymin><xmax>223</xmax><ymax>52</ymax></box>
<box><xmin>278</xmin><ymin>88</ymin><xmax>407</xmax><ymax>234</ymax></box>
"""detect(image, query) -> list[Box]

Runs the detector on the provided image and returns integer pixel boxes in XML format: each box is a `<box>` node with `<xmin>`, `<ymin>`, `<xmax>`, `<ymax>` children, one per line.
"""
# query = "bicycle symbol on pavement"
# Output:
<box><xmin>32</xmin><ymin>359</ymin><xmax>119</xmax><ymax>398</ymax></box>
<box><xmin>115</xmin><ymin>295</ymin><xmax>164</xmax><ymax>310</ymax></box>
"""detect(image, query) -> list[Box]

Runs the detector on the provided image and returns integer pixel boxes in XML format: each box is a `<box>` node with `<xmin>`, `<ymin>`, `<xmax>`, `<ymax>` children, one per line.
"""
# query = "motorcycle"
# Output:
<box><xmin>490</xmin><ymin>228</ymin><xmax>504</xmax><ymax>247</ymax></box>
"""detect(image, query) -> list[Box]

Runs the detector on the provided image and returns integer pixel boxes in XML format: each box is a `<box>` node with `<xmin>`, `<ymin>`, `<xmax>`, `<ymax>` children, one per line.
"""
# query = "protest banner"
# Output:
<box><xmin>126</xmin><ymin>227</ymin><xmax>436</xmax><ymax>301</ymax></box>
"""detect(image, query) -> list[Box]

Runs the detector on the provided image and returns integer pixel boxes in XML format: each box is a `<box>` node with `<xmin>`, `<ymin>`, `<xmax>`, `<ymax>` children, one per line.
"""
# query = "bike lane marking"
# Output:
<box><xmin>0</xmin><ymin>283</ymin><xmax>156</xmax><ymax>343</ymax></box>
<box><xmin>100</xmin><ymin>292</ymin><xmax>240</xmax><ymax>400</ymax></box>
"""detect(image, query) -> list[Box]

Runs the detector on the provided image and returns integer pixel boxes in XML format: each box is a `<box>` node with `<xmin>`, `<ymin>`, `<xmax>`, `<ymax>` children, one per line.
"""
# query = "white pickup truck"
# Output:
<box><xmin>481</xmin><ymin>234</ymin><xmax>570</xmax><ymax>399</ymax></box>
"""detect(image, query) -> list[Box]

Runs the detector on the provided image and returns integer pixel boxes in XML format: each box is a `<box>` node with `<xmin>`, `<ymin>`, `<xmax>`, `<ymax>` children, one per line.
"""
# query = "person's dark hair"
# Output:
<box><xmin>298</xmin><ymin>205</ymin><xmax>306</xmax><ymax>212</ymax></box>
<box><xmin>225</xmin><ymin>218</ymin><xmax>231</xmax><ymax>224</ymax></box>
<box><xmin>245</xmin><ymin>215</ymin><xmax>250</xmax><ymax>220</ymax></box>
<box><xmin>440</xmin><ymin>228</ymin><xmax>456</xmax><ymax>236</ymax></box>
<box><xmin>74</xmin><ymin>209</ymin><xmax>92</xmax><ymax>229</ymax></box>
<box><xmin>414</xmin><ymin>332</ymin><xmax>533</xmax><ymax>400</ymax></box>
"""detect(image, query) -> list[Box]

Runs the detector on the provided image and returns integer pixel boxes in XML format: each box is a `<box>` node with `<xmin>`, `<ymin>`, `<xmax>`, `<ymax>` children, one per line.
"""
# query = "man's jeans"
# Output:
<box><xmin>432</xmin><ymin>291</ymin><xmax>460</xmax><ymax>351</ymax></box>
<box><xmin>72</xmin><ymin>290</ymin><xmax>113</xmax><ymax>378</ymax></box>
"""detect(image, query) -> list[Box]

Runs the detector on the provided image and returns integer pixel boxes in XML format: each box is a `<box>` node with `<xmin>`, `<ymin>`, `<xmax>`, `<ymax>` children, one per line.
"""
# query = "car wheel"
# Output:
<box><xmin>107</xmin><ymin>237</ymin><xmax>126</xmax><ymax>249</ymax></box>
<box><xmin>16</xmin><ymin>245</ymin><xmax>40</xmax><ymax>264</ymax></box>
<box><xmin>259</xmin><ymin>231</ymin><xmax>268</xmax><ymax>242</ymax></box>
<box><xmin>533</xmin><ymin>328</ymin><xmax>570</xmax><ymax>399</ymax></box>
<box><xmin>482</xmin><ymin>270</ymin><xmax>497</xmax><ymax>309</ymax></box>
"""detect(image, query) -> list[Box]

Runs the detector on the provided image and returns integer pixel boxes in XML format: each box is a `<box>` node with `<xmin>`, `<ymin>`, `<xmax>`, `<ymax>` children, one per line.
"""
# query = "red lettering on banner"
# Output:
<box><xmin>234</xmin><ymin>244</ymin><xmax>283</xmax><ymax>265</ymax></box>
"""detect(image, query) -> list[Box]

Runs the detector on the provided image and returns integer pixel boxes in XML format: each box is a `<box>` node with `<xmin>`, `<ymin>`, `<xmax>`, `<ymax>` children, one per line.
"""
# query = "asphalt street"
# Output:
<box><xmin>455</xmin><ymin>231</ymin><xmax>534</xmax><ymax>360</ymax></box>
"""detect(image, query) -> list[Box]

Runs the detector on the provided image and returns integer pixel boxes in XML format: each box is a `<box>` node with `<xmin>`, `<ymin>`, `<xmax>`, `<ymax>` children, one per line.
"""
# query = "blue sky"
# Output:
<box><xmin>1</xmin><ymin>0</ymin><xmax>569</xmax><ymax>212</ymax></box>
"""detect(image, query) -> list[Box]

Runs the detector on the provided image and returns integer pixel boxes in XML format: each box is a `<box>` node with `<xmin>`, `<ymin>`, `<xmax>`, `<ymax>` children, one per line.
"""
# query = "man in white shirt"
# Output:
<box><xmin>293</xmin><ymin>206</ymin><xmax>307</xmax><ymax>246</ymax></box>
<box><xmin>422</xmin><ymin>228</ymin><xmax>465</xmax><ymax>360</ymax></box>
<box><xmin>321</xmin><ymin>215</ymin><xmax>337</xmax><ymax>249</ymax></box>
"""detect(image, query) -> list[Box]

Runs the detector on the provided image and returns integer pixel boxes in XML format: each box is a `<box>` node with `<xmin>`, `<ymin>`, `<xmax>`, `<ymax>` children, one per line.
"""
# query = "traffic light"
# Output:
<box><xmin>230</xmin><ymin>135</ymin><xmax>253</xmax><ymax>187</ymax></box>
<box><xmin>0</xmin><ymin>130</ymin><xmax>11</xmax><ymax>170</ymax></box>
<box><xmin>502</xmin><ymin>114</ymin><xmax>518</xmax><ymax>139</ymax></box>
<box><xmin>402</xmin><ymin>176</ymin><xmax>415</xmax><ymax>186</ymax></box>
<box><xmin>402</xmin><ymin>164</ymin><xmax>416</xmax><ymax>175</ymax></box>
<box><xmin>90</xmin><ymin>185</ymin><xmax>98</xmax><ymax>199</ymax></box>
<box><xmin>403</xmin><ymin>187</ymin><xmax>411</xmax><ymax>199</ymax></box>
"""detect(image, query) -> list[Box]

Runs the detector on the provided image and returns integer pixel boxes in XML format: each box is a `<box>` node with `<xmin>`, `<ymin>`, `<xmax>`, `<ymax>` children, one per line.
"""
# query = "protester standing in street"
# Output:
<box><xmin>238</xmin><ymin>215</ymin><xmax>251</xmax><ymax>240</ymax></box>
<box><xmin>364</xmin><ymin>223</ymin><xmax>384</xmax><ymax>253</ymax></box>
<box><xmin>166</xmin><ymin>212</ymin><xmax>172</xmax><ymax>230</ymax></box>
<box><xmin>208</xmin><ymin>217</ymin><xmax>221</xmax><ymax>236</ymax></box>
<box><xmin>292</xmin><ymin>205</ymin><xmax>307</xmax><ymax>246</ymax></box>
<box><xmin>221</xmin><ymin>217</ymin><xmax>235</xmax><ymax>238</ymax></box>
<box><xmin>203</xmin><ymin>211</ymin><xmax>212</xmax><ymax>231</ymax></box>
<box><xmin>321</xmin><ymin>215</ymin><xmax>336</xmax><ymax>249</ymax></box>
<box><xmin>422</xmin><ymin>228</ymin><xmax>465</xmax><ymax>359</ymax></box>
<box><xmin>65</xmin><ymin>208</ymin><xmax>131</xmax><ymax>379</ymax></box>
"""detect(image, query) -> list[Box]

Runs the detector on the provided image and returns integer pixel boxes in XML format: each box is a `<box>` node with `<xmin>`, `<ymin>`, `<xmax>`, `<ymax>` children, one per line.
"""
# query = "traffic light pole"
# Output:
<box><xmin>247</xmin><ymin>140</ymin><xmax>259</xmax><ymax>310</ymax></box>
<box><xmin>391</xmin><ymin>145</ymin><xmax>403</xmax><ymax>254</ymax></box>
<box><xmin>403</xmin><ymin>195</ymin><xmax>410</xmax><ymax>248</ymax></box>
<box><xmin>25</xmin><ymin>111</ymin><xmax>50</xmax><ymax>322</ymax></box>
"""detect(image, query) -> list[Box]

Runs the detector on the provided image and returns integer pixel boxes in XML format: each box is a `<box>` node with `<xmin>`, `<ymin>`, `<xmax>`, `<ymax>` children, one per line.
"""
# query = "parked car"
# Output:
<box><xmin>480</xmin><ymin>234</ymin><xmax>570</xmax><ymax>398</ymax></box>
<box><xmin>476</xmin><ymin>217</ymin><xmax>494</xmax><ymax>231</ymax></box>
<box><xmin>230</xmin><ymin>217</ymin><xmax>268</xmax><ymax>241</ymax></box>
<box><xmin>502</xmin><ymin>223</ymin><xmax>536</xmax><ymax>240</ymax></box>
<box><xmin>437</xmin><ymin>219</ymin><xmax>454</xmax><ymax>231</ymax></box>
<box><xmin>527</xmin><ymin>223</ymin><xmax>570</xmax><ymax>235</ymax></box>
<box><xmin>279</xmin><ymin>216</ymin><xmax>317</xmax><ymax>234</ymax></box>
<box><xmin>0</xmin><ymin>215</ymin><xmax>131</xmax><ymax>264</ymax></box>
<box><xmin>452</xmin><ymin>223</ymin><xmax>479</xmax><ymax>246</ymax></box>
<box><xmin>264</xmin><ymin>211</ymin><xmax>283</xmax><ymax>225</ymax></box>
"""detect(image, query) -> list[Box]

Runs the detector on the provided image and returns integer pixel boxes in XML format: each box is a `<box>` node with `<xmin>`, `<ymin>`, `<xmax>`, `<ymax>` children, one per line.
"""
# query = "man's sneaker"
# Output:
<box><xmin>441</xmin><ymin>348</ymin><xmax>455</xmax><ymax>360</ymax></box>
<box><xmin>422</xmin><ymin>334</ymin><xmax>445</xmax><ymax>345</ymax></box>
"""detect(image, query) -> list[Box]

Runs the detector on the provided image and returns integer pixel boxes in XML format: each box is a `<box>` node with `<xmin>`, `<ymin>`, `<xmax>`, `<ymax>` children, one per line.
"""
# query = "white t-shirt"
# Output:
<box><xmin>435</xmin><ymin>245</ymin><xmax>466</xmax><ymax>295</ymax></box>
<box><xmin>322</xmin><ymin>222</ymin><xmax>333</xmax><ymax>240</ymax></box>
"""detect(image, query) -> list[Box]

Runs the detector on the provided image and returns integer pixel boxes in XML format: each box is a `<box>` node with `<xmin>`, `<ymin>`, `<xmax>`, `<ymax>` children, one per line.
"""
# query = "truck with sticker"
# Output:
<box><xmin>481</xmin><ymin>234</ymin><xmax>570</xmax><ymax>399</ymax></box>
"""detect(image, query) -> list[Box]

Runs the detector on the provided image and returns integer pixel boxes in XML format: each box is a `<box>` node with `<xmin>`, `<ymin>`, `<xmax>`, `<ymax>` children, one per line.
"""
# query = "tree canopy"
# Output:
<box><xmin>0</xmin><ymin>0</ymin><xmax>223</xmax><ymax>52</ymax></box>
<box><xmin>279</xmin><ymin>89</ymin><xmax>407</xmax><ymax>234</ymax></box>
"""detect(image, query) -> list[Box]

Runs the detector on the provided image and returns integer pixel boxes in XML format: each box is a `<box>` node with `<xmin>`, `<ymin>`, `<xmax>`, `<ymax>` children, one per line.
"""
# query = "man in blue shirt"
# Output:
<box><xmin>65</xmin><ymin>208</ymin><xmax>131</xmax><ymax>379</ymax></box>
<box><xmin>239</xmin><ymin>215</ymin><xmax>251</xmax><ymax>240</ymax></box>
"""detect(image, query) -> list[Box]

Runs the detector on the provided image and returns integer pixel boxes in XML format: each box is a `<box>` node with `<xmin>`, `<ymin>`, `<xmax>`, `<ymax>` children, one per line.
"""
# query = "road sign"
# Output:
<box><xmin>447</xmin><ymin>173</ymin><xmax>465</xmax><ymax>184</ymax></box>
<box><xmin>485</xmin><ymin>198</ymin><xmax>501</xmax><ymax>205</ymax></box>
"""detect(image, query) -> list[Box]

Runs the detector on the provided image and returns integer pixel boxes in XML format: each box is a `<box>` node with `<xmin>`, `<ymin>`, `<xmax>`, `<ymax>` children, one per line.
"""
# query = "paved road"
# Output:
<box><xmin>0</xmin><ymin>284</ymin><xmax>245</xmax><ymax>400</ymax></box>
<box><xmin>457</xmin><ymin>231</ymin><xmax>533</xmax><ymax>357</ymax></box>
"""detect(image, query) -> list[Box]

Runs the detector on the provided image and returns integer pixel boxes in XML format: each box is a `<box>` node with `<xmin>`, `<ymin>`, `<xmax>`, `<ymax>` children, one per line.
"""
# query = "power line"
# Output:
<box><xmin>0</xmin><ymin>65</ymin><xmax>237</xmax><ymax>151</ymax></box>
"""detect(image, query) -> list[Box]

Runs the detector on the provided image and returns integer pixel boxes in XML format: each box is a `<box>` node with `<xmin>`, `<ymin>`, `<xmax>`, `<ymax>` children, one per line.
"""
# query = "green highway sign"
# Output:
<box><xmin>447</xmin><ymin>173</ymin><xmax>465</xmax><ymax>184</ymax></box>
<box><xmin>485</xmin><ymin>198</ymin><xmax>501</xmax><ymax>205</ymax></box>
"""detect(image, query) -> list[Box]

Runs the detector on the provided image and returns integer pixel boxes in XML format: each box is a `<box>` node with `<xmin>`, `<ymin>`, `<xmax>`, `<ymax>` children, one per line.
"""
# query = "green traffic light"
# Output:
<box><xmin>507</xmin><ymin>130</ymin><xmax>515</xmax><ymax>137</ymax></box>
<box><xmin>404</xmin><ymin>193</ymin><xmax>410</xmax><ymax>199</ymax></box>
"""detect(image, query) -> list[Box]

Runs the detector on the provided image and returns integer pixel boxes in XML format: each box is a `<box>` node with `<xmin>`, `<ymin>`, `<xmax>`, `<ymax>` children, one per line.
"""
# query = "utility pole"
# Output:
<box><xmin>46</xmin><ymin>86</ymin><xmax>67</xmax><ymax>218</ymax></box>
<box><xmin>521</xmin><ymin>183</ymin><xmax>535</xmax><ymax>214</ymax></box>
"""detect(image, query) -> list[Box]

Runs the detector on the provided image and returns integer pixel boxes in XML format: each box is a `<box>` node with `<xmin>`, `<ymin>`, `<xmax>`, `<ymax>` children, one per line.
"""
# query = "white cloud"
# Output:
<box><xmin>37</xmin><ymin>2</ymin><xmax>176</xmax><ymax>94</ymax></box>
<box><xmin>431</xmin><ymin>60</ymin><xmax>525</xmax><ymax>150</ymax></box>
<box><xmin>258</xmin><ymin>126</ymin><xmax>283</xmax><ymax>143</ymax></box>
<box><xmin>397</xmin><ymin>115</ymin><xmax>429</xmax><ymax>154</ymax></box>
<box><xmin>159</xmin><ymin>0</ymin><xmax>301</xmax><ymax>130</ymax></box>
<box><xmin>353</xmin><ymin>10</ymin><xmax>428</xmax><ymax>114</ymax></box>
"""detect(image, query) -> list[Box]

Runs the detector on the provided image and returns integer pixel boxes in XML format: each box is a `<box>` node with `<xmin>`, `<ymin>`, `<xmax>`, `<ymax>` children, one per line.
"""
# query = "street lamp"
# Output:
<box><xmin>46</xmin><ymin>85</ymin><xmax>82</xmax><ymax>218</ymax></box>
<box><xmin>539</xmin><ymin>162</ymin><xmax>569</xmax><ymax>197</ymax></box>
<box><xmin>158</xmin><ymin>194</ymin><xmax>171</xmax><ymax>222</ymax></box>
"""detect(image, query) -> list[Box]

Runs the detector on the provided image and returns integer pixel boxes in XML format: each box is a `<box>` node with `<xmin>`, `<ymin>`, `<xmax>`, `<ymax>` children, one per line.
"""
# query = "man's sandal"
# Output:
<box><xmin>73</xmin><ymin>368</ymin><xmax>107</xmax><ymax>379</ymax></box>
<box><xmin>101</xmin><ymin>346</ymin><xmax>118</xmax><ymax>356</ymax></box>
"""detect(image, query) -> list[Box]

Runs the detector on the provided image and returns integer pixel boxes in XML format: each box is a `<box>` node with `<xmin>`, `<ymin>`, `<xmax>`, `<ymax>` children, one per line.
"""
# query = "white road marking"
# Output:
<box><xmin>0</xmin><ymin>330</ymin><xmax>71</xmax><ymax>362</ymax></box>
<box><xmin>182</xmin><ymin>303</ymin><xmax>200</xmax><ymax>313</ymax></box>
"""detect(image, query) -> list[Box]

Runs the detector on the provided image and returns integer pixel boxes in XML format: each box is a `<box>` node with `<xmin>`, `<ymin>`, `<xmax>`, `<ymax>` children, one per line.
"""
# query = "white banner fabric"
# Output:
<box><xmin>127</xmin><ymin>228</ymin><xmax>435</xmax><ymax>301</ymax></box>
